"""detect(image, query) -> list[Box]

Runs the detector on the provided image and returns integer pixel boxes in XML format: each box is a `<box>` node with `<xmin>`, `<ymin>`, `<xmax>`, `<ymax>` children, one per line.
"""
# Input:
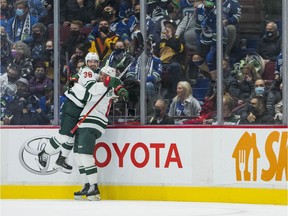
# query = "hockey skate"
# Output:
<box><xmin>54</xmin><ymin>151</ymin><xmax>72</xmax><ymax>174</ymax></box>
<box><xmin>38</xmin><ymin>149</ymin><xmax>48</xmax><ymax>167</ymax></box>
<box><xmin>86</xmin><ymin>184</ymin><xmax>101</xmax><ymax>201</ymax></box>
<box><xmin>74</xmin><ymin>183</ymin><xmax>90</xmax><ymax>200</ymax></box>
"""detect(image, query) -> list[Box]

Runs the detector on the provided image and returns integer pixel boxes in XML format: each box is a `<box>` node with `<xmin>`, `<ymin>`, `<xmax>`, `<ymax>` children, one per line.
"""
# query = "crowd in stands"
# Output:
<box><xmin>0</xmin><ymin>0</ymin><xmax>284</xmax><ymax>125</ymax></box>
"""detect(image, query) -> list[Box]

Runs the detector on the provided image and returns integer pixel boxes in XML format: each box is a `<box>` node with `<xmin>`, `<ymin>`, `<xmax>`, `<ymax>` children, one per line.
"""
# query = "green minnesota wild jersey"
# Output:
<box><xmin>78</xmin><ymin>82</ymin><xmax>116</xmax><ymax>133</ymax></box>
<box><xmin>65</xmin><ymin>67</ymin><xmax>97</xmax><ymax>107</ymax></box>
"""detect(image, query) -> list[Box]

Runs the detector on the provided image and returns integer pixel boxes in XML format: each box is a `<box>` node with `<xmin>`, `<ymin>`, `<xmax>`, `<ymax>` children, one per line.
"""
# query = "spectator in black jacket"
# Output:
<box><xmin>257</xmin><ymin>21</ymin><xmax>282</xmax><ymax>80</ymax></box>
<box><xmin>257</xmin><ymin>21</ymin><xmax>281</xmax><ymax>62</ymax></box>
<box><xmin>88</xmin><ymin>0</ymin><xmax>120</xmax><ymax>26</ymax></box>
<box><xmin>60</xmin><ymin>20</ymin><xmax>89</xmax><ymax>65</ymax></box>
<box><xmin>239</xmin><ymin>96</ymin><xmax>275</xmax><ymax>125</ymax></box>
<box><xmin>149</xmin><ymin>99</ymin><xmax>174</xmax><ymax>125</ymax></box>
<box><xmin>250</xmin><ymin>79</ymin><xmax>282</xmax><ymax>116</ymax></box>
<box><xmin>60</xmin><ymin>0</ymin><xmax>95</xmax><ymax>27</ymax></box>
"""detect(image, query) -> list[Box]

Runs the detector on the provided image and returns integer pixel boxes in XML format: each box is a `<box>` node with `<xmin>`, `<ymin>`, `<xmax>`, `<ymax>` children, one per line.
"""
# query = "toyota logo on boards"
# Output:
<box><xmin>19</xmin><ymin>136</ymin><xmax>59</xmax><ymax>175</ymax></box>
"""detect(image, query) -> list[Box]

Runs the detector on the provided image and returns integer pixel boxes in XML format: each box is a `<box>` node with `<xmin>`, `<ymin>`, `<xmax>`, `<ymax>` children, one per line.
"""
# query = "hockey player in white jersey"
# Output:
<box><xmin>73</xmin><ymin>65</ymin><xmax>128</xmax><ymax>201</ymax></box>
<box><xmin>38</xmin><ymin>58</ymin><xmax>125</xmax><ymax>173</ymax></box>
<box><xmin>38</xmin><ymin>65</ymin><xmax>97</xmax><ymax>172</ymax></box>
<box><xmin>55</xmin><ymin>52</ymin><xmax>101</xmax><ymax>171</ymax></box>
<box><xmin>85</xmin><ymin>52</ymin><xmax>101</xmax><ymax>77</ymax></box>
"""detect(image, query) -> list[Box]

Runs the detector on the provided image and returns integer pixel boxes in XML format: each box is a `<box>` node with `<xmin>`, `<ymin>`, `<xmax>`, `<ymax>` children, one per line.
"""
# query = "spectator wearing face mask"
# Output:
<box><xmin>42</xmin><ymin>40</ymin><xmax>55</xmax><ymax>80</ymax></box>
<box><xmin>5</xmin><ymin>0</ymin><xmax>38</xmax><ymax>42</ymax></box>
<box><xmin>28</xmin><ymin>61</ymin><xmax>53</xmax><ymax>98</ymax></box>
<box><xmin>102</xmin><ymin>40</ymin><xmax>134</xmax><ymax>76</ymax></box>
<box><xmin>122</xmin><ymin>2</ymin><xmax>154</xmax><ymax>47</ymax></box>
<box><xmin>251</xmin><ymin>79</ymin><xmax>282</xmax><ymax>116</ymax></box>
<box><xmin>60</xmin><ymin>20</ymin><xmax>90</xmax><ymax>65</ymax></box>
<box><xmin>88</xmin><ymin>0</ymin><xmax>120</xmax><ymax>26</ymax></box>
<box><xmin>239</xmin><ymin>96</ymin><xmax>275</xmax><ymax>125</ymax></box>
<box><xmin>88</xmin><ymin>5</ymin><xmax>124</xmax><ymax>42</ymax></box>
<box><xmin>89</xmin><ymin>19</ymin><xmax>119</xmax><ymax>63</ymax></box>
<box><xmin>9</xmin><ymin>40</ymin><xmax>34</xmax><ymax>80</ymax></box>
<box><xmin>256</xmin><ymin>21</ymin><xmax>282</xmax><ymax>80</ymax></box>
<box><xmin>149</xmin><ymin>99</ymin><xmax>174</xmax><ymax>125</ymax></box>
<box><xmin>24</xmin><ymin>22</ymin><xmax>48</xmax><ymax>65</ymax></box>
<box><xmin>43</xmin><ymin>40</ymin><xmax>54</xmax><ymax>67</ymax></box>
<box><xmin>257</xmin><ymin>21</ymin><xmax>281</xmax><ymax>62</ymax></box>
<box><xmin>0</xmin><ymin>63</ymin><xmax>21</xmax><ymax>97</ymax></box>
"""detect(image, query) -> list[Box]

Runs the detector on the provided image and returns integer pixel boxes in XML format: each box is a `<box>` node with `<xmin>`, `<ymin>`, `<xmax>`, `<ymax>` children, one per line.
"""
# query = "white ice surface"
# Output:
<box><xmin>0</xmin><ymin>200</ymin><xmax>287</xmax><ymax>216</ymax></box>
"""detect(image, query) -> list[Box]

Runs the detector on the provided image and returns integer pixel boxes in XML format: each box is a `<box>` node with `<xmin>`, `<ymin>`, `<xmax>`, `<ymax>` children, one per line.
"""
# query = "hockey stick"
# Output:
<box><xmin>118</xmin><ymin>48</ymin><xmax>144</xmax><ymax>80</ymax></box>
<box><xmin>70</xmin><ymin>87</ymin><xmax>111</xmax><ymax>134</ymax></box>
<box><xmin>65</xmin><ymin>52</ymin><xmax>71</xmax><ymax>89</ymax></box>
<box><xmin>118</xmin><ymin>61</ymin><xmax>133</xmax><ymax>80</ymax></box>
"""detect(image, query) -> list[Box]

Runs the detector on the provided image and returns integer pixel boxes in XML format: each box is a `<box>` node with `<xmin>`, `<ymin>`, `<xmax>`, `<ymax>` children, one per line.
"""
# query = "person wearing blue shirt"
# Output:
<box><xmin>28</xmin><ymin>0</ymin><xmax>47</xmax><ymax>22</ymax></box>
<box><xmin>125</xmin><ymin>42</ymin><xmax>162</xmax><ymax>110</ymax></box>
<box><xmin>180</xmin><ymin>0</ymin><xmax>195</xmax><ymax>16</ymax></box>
<box><xmin>274</xmin><ymin>52</ymin><xmax>282</xmax><ymax>81</ymax></box>
<box><xmin>88</xmin><ymin>5</ymin><xmax>126</xmax><ymax>42</ymax></box>
<box><xmin>192</xmin><ymin>0</ymin><xmax>227</xmax><ymax>81</ymax></box>
<box><xmin>222</xmin><ymin>0</ymin><xmax>241</xmax><ymax>58</ymax></box>
<box><xmin>39</xmin><ymin>87</ymin><xmax>67</xmax><ymax>123</ymax></box>
<box><xmin>6</xmin><ymin>0</ymin><xmax>38</xmax><ymax>42</ymax></box>
<box><xmin>123</xmin><ymin>2</ymin><xmax>155</xmax><ymax>44</ymax></box>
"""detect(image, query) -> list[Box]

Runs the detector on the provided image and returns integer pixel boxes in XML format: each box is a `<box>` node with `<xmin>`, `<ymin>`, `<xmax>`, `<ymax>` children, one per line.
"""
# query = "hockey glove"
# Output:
<box><xmin>114</xmin><ymin>85</ymin><xmax>129</xmax><ymax>101</ymax></box>
<box><xmin>103</xmin><ymin>76</ymin><xmax>123</xmax><ymax>88</ymax></box>
<box><xmin>69</xmin><ymin>77</ymin><xmax>78</xmax><ymax>88</ymax></box>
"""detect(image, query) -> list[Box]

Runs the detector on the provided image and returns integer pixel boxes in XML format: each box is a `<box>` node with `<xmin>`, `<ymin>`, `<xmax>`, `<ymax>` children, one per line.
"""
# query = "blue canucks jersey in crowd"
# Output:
<box><xmin>180</xmin><ymin>0</ymin><xmax>195</xmax><ymax>16</ymax></box>
<box><xmin>126</xmin><ymin>54</ymin><xmax>162</xmax><ymax>83</ymax></box>
<box><xmin>222</xmin><ymin>0</ymin><xmax>241</xmax><ymax>25</ymax></box>
<box><xmin>195</xmin><ymin>4</ymin><xmax>227</xmax><ymax>46</ymax></box>
<box><xmin>124</xmin><ymin>15</ymin><xmax>155</xmax><ymax>41</ymax></box>
<box><xmin>88</xmin><ymin>18</ymin><xmax>127</xmax><ymax>41</ymax></box>
<box><xmin>275</xmin><ymin>53</ymin><xmax>282</xmax><ymax>79</ymax></box>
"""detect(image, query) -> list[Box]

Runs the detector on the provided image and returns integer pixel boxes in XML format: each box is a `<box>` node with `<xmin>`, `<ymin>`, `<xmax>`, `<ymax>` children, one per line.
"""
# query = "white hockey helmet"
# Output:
<box><xmin>100</xmin><ymin>65</ymin><xmax>116</xmax><ymax>77</ymax></box>
<box><xmin>85</xmin><ymin>52</ymin><xmax>99</xmax><ymax>65</ymax></box>
<box><xmin>78</xmin><ymin>65</ymin><xmax>94</xmax><ymax>76</ymax></box>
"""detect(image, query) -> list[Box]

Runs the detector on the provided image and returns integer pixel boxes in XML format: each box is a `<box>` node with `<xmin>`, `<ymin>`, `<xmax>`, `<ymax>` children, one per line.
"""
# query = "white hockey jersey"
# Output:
<box><xmin>65</xmin><ymin>67</ymin><xmax>97</xmax><ymax>108</ymax></box>
<box><xmin>78</xmin><ymin>82</ymin><xmax>116</xmax><ymax>133</ymax></box>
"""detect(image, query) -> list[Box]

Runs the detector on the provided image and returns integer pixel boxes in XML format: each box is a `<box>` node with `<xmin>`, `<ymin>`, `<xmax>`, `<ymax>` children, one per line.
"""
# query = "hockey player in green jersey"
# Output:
<box><xmin>39</xmin><ymin>52</ymin><xmax>100</xmax><ymax>173</ymax></box>
<box><xmin>38</xmin><ymin>62</ymin><xmax>127</xmax><ymax>173</ymax></box>
<box><xmin>73</xmin><ymin>65</ymin><xmax>128</xmax><ymax>201</ymax></box>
